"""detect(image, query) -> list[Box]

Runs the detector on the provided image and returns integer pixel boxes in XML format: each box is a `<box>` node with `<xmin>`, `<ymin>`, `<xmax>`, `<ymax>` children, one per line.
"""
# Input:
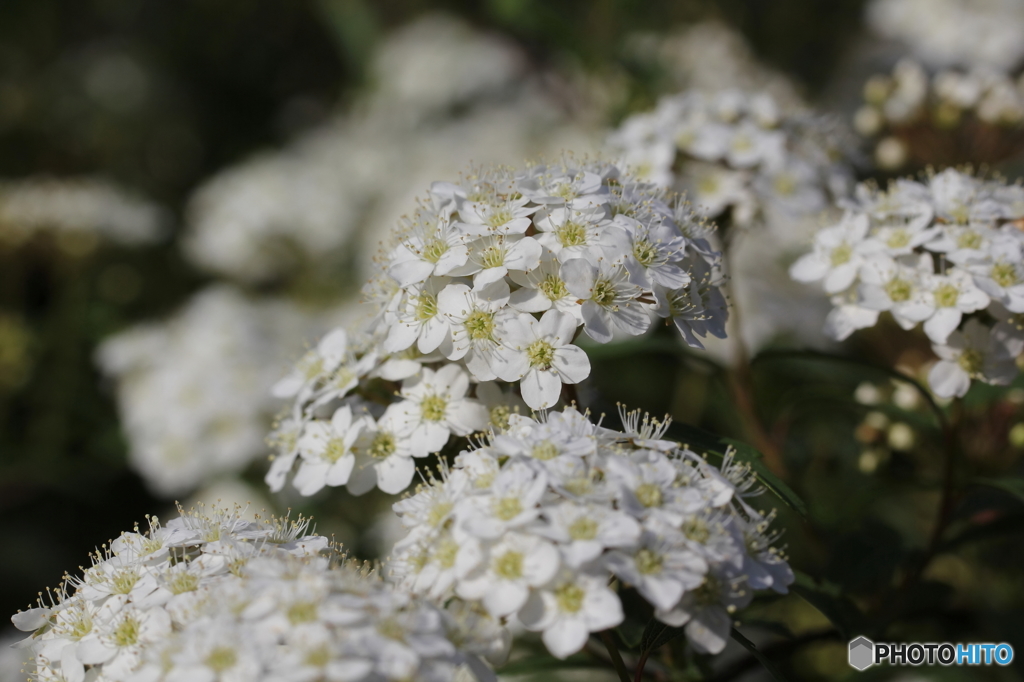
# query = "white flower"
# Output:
<box><xmin>536</xmin><ymin>502</ymin><xmax>641</xmax><ymax>568</ymax></box>
<box><xmin>458</xmin><ymin>461</ymin><xmax>547</xmax><ymax>539</ymax></box>
<box><xmin>384</xmin><ymin>277</ymin><xmax>453</xmax><ymax>354</ymax></box>
<box><xmin>437</xmin><ymin>280</ymin><xmax>516</xmax><ymax>381</ymax></box>
<box><xmin>495</xmin><ymin>310</ymin><xmax>591</xmax><ymax>410</ymax></box>
<box><xmin>789</xmin><ymin>212</ymin><xmax>878</xmax><ymax>294</ymax></box>
<box><xmin>292</xmin><ymin>406</ymin><xmax>368</xmax><ymax>496</ymax></box>
<box><xmin>917</xmin><ymin>268</ymin><xmax>990</xmax><ymax>344</ymax></box>
<box><xmin>388</xmin><ymin>212</ymin><xmax>470</xmax><ymax>287</ymax></box>
<box><xmin>273</xmin><ymin>328</ymin><xmax>350</xmax><ymax>400</ymax></box>
<box><xmin>605</xmin><ymin>529</ymin><xmax>708</xmax><ymax>613</ymax></box>
<box><xmin>347</xmin><ymin>405</ymin><xmax>420</xmax><ymax>495</ymax></box>
<box><xmin>395</xmin><ymin>364</ymin><xmax>488</xmax><ymax>457</ymax></box>
<box><xmin>518</xmin><ymin>571</ymin><xmax>624</xmax><ymax>659</ymax></box>
<box><xmin>562</xmin><ymin>258</ymin><xmax>650</xmax><ymax>343</ymax></box>
<box><xmin>928</xmin><ymin>319</ymin><xmax>1020</xmax><ymax>397</ymax></box>
<box><xmin>508</xmin><ymin>254</ymin><xmax>583</xmax><ymax>321</ymax></box>
<box><xmin>455</xmin><ymin>532</ymin><xmax>560</xmax><ymax>618</ymax></box>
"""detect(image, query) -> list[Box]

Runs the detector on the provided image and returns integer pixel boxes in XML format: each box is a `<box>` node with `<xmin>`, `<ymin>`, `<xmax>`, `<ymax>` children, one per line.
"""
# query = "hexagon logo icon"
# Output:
<box><xmin>848</xmin><ymin>636</ymin><xmax>874</xmax><ymax>671</ymax></box>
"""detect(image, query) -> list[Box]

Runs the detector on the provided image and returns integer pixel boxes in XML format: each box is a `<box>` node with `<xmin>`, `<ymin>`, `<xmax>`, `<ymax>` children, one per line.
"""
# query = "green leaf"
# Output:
<box><xmin>972</xmin><ymin>477</ymin><xmax>1024</xmax><ymax>503</ymax></box>
<box><xmin>639</xmin><ymin>619</ymin><xmax>686</xmax><ymax>657</ymax></box>
<box><xmin>940</xmin><ymin>511</ymin><xmax>1024</xmax><ymax>551</ymax></box>
<box><xmin>790</xmin><ymin>571</ymin><xmax>866</xmax><ymax>639</ymax></box>
<box><xmin>496</xmin><ymin>654</ymin><xmax>602</xmax><ymax>676</ymax></box>
<box><xmin>730</xmin><ymin>628</ymin><xmax>790</xmax><ymax>682</ymax></box>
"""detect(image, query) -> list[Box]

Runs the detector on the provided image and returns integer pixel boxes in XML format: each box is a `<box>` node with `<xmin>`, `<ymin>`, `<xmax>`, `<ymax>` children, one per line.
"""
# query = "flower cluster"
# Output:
<box><xmin>0</xmin><ymin>177</ymin><xmax>166</xmax><ymax>252</ymax></box>
<box><xmin>790</xmin><ymin>168</ymin><xmax>1024</xmax><ymax>397</ymax></box>
<box><xmin>854</xmin><ymin>59</ymin><xmax>1024</xmax><ymax>171</ymax></box>
<box><xmin>96</xmin><ymin>286</ymin><xmax>324</xmax><ymax>496</ymax></box>
<box><xmin>608</xmin><ymin>89</ymin><xmax>853</xmax><ymax>229</ymax></box>
<box><xmin>267</xmin><ymin>159</ymin><xmax>729</xmax><ymax>498</ymax></box>
<box><xmin>866</xmin><ymin>0</ymin><xmax>1024</xmax><ymax>72</ymax></box>
<box><xmin>388</xmin><ymin>406</ymin><xmax>793</xmax><ymax>659</ymax></box>
<box><xmin>12</xmin><ymin>506</ymin><xmax>505</xmax><ymax>682</ymax></box>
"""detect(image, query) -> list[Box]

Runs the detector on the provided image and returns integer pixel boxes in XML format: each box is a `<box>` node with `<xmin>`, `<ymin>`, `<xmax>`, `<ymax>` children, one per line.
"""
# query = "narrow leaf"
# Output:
<box><xmin>730</xmin><ymin>628</ymin><xmax>790</xmax><ymax>682</ymax></box>
<box><xmin>972</xmin><ymin>477</ymin><xmax>1024</xmax><ymax>504</ymax></box>
<box><xmin>639</xmin><ymin>619</ymin><xmax>686</xmax><ymax>656</ymax></box>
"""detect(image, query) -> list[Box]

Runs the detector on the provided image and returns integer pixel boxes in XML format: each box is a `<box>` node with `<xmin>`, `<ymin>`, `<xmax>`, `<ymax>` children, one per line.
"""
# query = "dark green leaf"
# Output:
<box><xmin>940</xmin><ymin>511</ymin><xmax>1024</xmax><ymax>551</ymax></box>
<box><xmin>972</xmin><ymin>477</ymin><xmax>1024</xmax><ymax>504</ymax></box>
<box><xmin>790</xmin><ymin>571</ymin><xmax>867</xmax><ymax>639</ymax></box>
<box><xmin>639</xmin><ymin>619</ymin><xmax>686</xmax><ymax>657</ymax></box>
<box><xmin>496</xmin><ymin>654</ymin><xmax>602</xmax><ymax>676</ymax></box>
<box><xmin>730</xmin><ymin>628</ymin><xmax>790</xmax><ymax>682</ymax></box>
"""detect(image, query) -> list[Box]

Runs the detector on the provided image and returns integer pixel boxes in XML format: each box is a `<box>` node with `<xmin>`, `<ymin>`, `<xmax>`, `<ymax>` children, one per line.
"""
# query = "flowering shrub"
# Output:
<box><xmin>608</xmin><ymin>90</ymin><xmax>852</xmax><ymax>230</ymax></box>
<box><xmin>389</xmin><ymin>406</ymin><xmax>792</xmax><ymax>659</ymax></box>
<box><xmin>12</xmin><ymin>507</ymin><xmax>505</xmax><ymax>682</ymax></box>
<box><xmin>266</xmin><ymin>159</ymin><xmax>729</xmax><ymax>497</ymax></box>
<box><xmin>790</xmin><ymin>168</ymin><xmax>1024</xmax><ymax>396</ymax></box>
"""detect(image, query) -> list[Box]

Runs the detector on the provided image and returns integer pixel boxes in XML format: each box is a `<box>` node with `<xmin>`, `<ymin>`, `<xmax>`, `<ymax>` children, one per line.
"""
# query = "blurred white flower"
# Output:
<box><xmin>95</xmin><ymin>286</ymin><xmax>327</xmax><ymax>496</ymax></box>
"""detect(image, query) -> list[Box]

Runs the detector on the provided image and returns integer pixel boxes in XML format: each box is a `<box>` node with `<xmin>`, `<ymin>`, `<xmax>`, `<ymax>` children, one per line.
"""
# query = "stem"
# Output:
<box><xmin>599</xmin><ymin>631</ymin><xmax>632</xmax><ymax>682</ymax></box>
<box><xmin>633</xmin><ymin>651</ymin><xmax>650</xmax><ymax>682</ymax></box>
<box><xmin>902</xmin><ymin>398</ymin><xmax>963</xmax><ymax>589</ymax></box>
<box><xmin>721</xmin><ymin>238</ymin><xmax>787</xmax><ymax>478</ymax></box>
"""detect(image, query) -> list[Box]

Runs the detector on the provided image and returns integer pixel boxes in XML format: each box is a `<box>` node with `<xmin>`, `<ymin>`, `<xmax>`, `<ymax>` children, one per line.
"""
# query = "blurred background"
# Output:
<box><xmin>3</xmin><ymin>0</ymin><xmax>1024</xmax><ymax>680</ymax></box>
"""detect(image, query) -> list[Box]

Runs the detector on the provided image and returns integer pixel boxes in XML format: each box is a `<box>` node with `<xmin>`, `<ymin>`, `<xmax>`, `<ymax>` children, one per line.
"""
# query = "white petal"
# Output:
<box><xmin>542</xmin><ymin>618</ymin><xmax>590</xmax><ymax>659</ymax></box>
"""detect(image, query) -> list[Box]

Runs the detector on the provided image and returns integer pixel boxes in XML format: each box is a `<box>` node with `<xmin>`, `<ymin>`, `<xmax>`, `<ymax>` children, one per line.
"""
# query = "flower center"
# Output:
<box><xmin>830</xmin><ymin>243</ymin><xmax>852</xmax><ymax>267</ymax></box>
<box><xmin>377</xmin><ymin>619</ymin><xmax>405</xmax><ymax>642</ymax></box>
<box><xmin>169</xmin><ymin>571</ymin><xmax>199</xmax><ymax>595</ymax></box>
<box><xmin>539</xmin><ymin>274</ymin><xmax>569</xmax><ymax>301</ymax></box>
<box><xmin>487</xmin><ymin>207</ymin><xmax>513</xmax><ymax>228</ymax></box>
<box><xmin>287</xmin><ymin>602</ymin><xmax>318</xmax><ymax>624</ymax></box>
<box><xmin>490</xmin><ymin>405</ymin><xmax>511</xmax><ymax>430</ymax></box>
<box><xmin>323</xmin><ymin>438</ymin><xmax>349</xmax><ymax>463</ymax></box>
<box><xmin>958</xmin><ymin>348</ymin><xmax>984</xmax><ymax>375</ymax></box>
<box><xmin>421</xmin><ymin>395</ymin><xmax>448</xmax><ymax>422</ymax></box>
<box><xmin>682</xmin><ymin>518</ymin><xmax>710</xmax><ymax>543</ymax></box>
<box><xmin>557</xmin><ymin>221</ymin><xmax>587</xmax><ymax>247</ymax></box>
<box><xmin>526</xmin><ymin>339</ymin><xmax>556</xmax><ymax>370</ymax></box>
<box><xmin>206</xmin><ymin>647</ymin><xmax>238</xmax><ymax>672</ymax></box>
<box><xmin>434</xmin><ymin>538</ymin><xmax>459</xmax><ymax>568</ymax></box>
<box><xmin>633</xmin><ymin>238</ymin><xmax>659</xmax><ymax>266</ymax></box>
<box><xmin>305</xmin><ymin>646</ymin><xmax>332</xmax><ymax>668</ymax></box>
<box><xmin>956</xmin><ymin>230</ymin><xmax>982</xmax><ymax>250</ymax></box>
<box><xmin>592</xmin><ymin>278</ymin><xmax>617</xmax><ymax>307</ymax></box>
<box><xmin>426</xmin><ymin>500</ymin><xmax>453</xmax><ymax>527</ymax></box>
<box><xmin>697</xmin><ymin>175</ymin><xmax>719</xmax><ymax>195</ymax></box>
<box><xmin>112</xmin><ymin>614</ymin><xmax>140</xmax><ymax>647</ymax></box>
<box><xmin>531</xmin><ymin>440</ymin><xmax>559</xmax><ymax>460</ymax></box>
<box><xmin>773</xmin><ymin>173</ymin><xmax>797</xmax><ymax>196</ymax></box>
<box><xmin>493</xmin><ymin>550</ymin><xmax>524</xmax><ymax>580</ymax></box>
<box><xmin>635</xmin><ymin>483</ymin><xmax>663</xmax><ymax>508</ymax></box>
<box><xmin>422</xmin><ymin>237</ymin><xmax>448</xmax><ymax>263</ymax></box>
<box><xmin>992</xmin><ymin>262</ymin><xmax>1018</xmax><ymax>288</ymax></box>
<box><xmin>568</xmin><ymin>517</ymin><xmax>598</xmax><ymax>541</ymax></box>
<box><xmin>480</xmin><ymin>244</ymin><xmax>506</xmax><ymax>269</ymax></box>
<box><xmin>415</xmin><ymin>292</ymin><xmax>437</xmax><ymax>321</ymax></box>
<box><xmin>884</xmin><ymin>277</ymin><xmax>913</xmax><ymax>302</ymax></box>
<box><xmin>555</xmin><ymin>583</ymin><xmax>586</xmax><ymax>613</ymax></box>
<box><xmin>886</xmin><ymin>229</ymin><xmax>910</xmax><ymax>248</ymax></box>
<box><xmin>464</xmin><ymin>310</ymin><xmax>495</xmax><ymax>341</ymax></box>
<box><xmin>369</xmin><ymin>432</ymin><xmax>397</xmax><ymax>459</ymax></box>
<box><xmin>933</xmin><ymin>283</ymin><xmax>959</xmax><ymax>308</ymax></box>
<box><xmin>493</xmin><ymin>497</ymin><xmax>523</xmax><ymax>521</ymax></box>
<box><xmin>634</xmin><ymin>548</ymin><xmax>663</xmax><ymax>575</ymax></box>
